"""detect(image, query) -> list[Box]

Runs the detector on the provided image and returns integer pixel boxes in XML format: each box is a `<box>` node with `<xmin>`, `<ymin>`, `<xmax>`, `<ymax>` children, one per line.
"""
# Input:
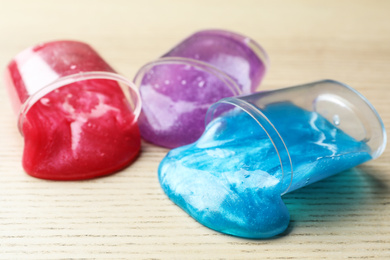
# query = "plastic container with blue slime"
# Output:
<box><xmin>134</xmin><ymin>29</ymin><xmax>269</xmax><ymax>148</ymax></box>
<box><xmin>158</xmin><ymin>80</ymin><xmax>387</xmax><ymax>239</ymax></box>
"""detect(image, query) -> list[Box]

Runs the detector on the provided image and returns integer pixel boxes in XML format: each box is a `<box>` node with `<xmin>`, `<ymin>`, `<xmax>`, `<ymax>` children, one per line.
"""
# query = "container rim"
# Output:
<box><xmin>133</xmin><ymin>56</ymin><xmax>243</xmax><ymax>97</ymax></box>
<box><xmin>205</xmin><ymin>97</ymin><xmax>293</xmax><ymax>195</ymax></box>
<box><xmin>17</xmin><ymin>71</ymin><xmax>141</xmax><ymax>135</ymax></box>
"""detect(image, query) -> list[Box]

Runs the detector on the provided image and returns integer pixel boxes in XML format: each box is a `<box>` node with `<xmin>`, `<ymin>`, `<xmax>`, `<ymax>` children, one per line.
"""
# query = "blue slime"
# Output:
<box><xmin>158</xmin><ymin>102</ymin><xmax>372</xmax><ymax>238</ymax></box>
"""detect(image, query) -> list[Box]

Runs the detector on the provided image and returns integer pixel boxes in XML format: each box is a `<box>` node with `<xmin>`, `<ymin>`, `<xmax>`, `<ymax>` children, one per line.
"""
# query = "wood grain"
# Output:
<box><xmin>0</xmin><ymin>0</ymin><xmax>389</xmax><ymax>259</ymax></box>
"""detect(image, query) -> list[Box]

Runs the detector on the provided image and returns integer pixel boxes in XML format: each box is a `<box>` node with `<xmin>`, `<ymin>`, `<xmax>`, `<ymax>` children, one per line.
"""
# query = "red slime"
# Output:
<box><xmin>6</xmin><ymin>41</ymin><xmax>141</xmax><ymax>180</ymax></box>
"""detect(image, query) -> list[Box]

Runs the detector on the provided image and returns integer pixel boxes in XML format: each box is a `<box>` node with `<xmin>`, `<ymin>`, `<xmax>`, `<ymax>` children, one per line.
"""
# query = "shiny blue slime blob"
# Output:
<box><xmin>158</xmin><ymin>102</ymin><xmax>372</xmax><ymax>238</ymax></box>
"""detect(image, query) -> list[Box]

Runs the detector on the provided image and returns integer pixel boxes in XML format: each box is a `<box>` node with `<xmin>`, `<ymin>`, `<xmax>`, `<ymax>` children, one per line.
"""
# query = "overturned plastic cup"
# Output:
<box><xmin>4</xmin><ymin>40</ymin><xmax>142</xmax><ymax>180</ymax></box>
<box><xmin>134</xmin><ymin>29</ymin><xmax>269</xmax><ymax>148</ymax></box>
<box><xmin>205</xmin><ymin>79</ymin><xmax>387</xmax><ymax>194</ymax></box>
<box><xmin>158</xmin><ymin>79</ymin><xmax>387</xmax><ymax>238</ymax></box>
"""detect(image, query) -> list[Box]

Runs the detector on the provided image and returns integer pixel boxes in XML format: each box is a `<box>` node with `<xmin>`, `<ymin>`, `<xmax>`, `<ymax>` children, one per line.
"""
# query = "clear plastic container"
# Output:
<box><xmin>5</xmin><ymin>40</ymin><xmax>141</xmax><ymax>132</ymax></box>
<box><xmin>158</xmin><ymin>79</ymin><xmax>387</xmax><ymax>239</ymax></box>
<box><xmin>205</xmin><ymin>79</ymin><xmax>387</xmax><ymax>194</ymax></box>
<box><xmin>134</xmin><ymin>29</ymin><xmax>269</xmax><ymax>148</ymax></box>
<box><xmin>4</xmin><ymin>40</ymin><xmax>142</xmax><ymax>180</ymax></box>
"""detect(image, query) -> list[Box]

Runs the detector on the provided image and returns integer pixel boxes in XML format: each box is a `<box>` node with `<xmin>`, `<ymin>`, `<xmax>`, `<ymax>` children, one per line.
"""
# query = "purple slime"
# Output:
<box><xmin>135</xmin><ymin>29</ymin><xmax>268</xmax><ymax>148</ymax></box>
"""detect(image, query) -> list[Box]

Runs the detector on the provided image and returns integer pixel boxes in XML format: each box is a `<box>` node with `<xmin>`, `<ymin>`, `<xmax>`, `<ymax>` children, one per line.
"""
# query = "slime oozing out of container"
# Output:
<box><xmin>4</xmin><ymin>41</ymin><xmax>141</xmax><ymax>180</ymax></box>
<box><xmin>158</xmin><ymin>80</ymin><xmax>387</xmax><ymax>238</ymax></box>
<box><xmin>134</xmin><ymin>29</ymin><xmax>269</xmax><ymax>148</ymax></box>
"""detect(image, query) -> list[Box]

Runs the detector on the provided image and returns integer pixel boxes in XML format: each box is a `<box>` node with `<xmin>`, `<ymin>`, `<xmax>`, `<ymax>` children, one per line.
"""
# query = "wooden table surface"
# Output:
<box><xmin>0</xmin><ymin>0</ymin><xmax>389</xmax><ymax>259</ymax></box>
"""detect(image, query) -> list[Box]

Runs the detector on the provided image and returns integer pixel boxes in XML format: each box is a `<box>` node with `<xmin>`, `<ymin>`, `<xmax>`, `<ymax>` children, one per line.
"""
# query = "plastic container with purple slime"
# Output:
<box><xmin>134</xmin><ymin>29</ymin><xmax>269</xmax><ymax>148</ymax></box>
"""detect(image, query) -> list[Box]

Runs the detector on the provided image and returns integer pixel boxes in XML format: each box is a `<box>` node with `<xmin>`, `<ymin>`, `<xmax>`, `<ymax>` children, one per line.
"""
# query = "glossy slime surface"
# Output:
<box><xmin>7</xmin><ymin>41</ymin><xmax>141</xmax><ymax>180</ymax></box>
<box><xmin>137</xmin><ymin>30</ymin><xmax>268</xmax><ymax>148</ymax></box>
<box><xmin>22</xmin><ymin>80</ymin><xmax>140</xmax><ymax>180</ymax></box>
<box><xmin>158</xmin><ymin>103</ymin><xmax>372</xmax><ymax>238</ymax></box>
<box><xmin>138</xmin><ymin>63</ymin><xmax>238</xmax><ymax>148</ymax></box>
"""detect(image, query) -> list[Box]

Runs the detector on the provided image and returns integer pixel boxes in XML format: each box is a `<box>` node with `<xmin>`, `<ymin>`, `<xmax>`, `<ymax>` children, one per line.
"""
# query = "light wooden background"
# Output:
<box><xmin>0</xmin><ymin>0</ymin><xmax>389</xmax><ymax>259</ymax></box>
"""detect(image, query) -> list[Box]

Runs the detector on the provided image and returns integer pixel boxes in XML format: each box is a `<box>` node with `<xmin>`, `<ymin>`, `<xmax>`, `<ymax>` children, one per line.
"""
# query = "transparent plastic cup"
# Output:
<box><xmin>134</xmin><ymin>29</ymin><xmax>269</xmax><ymax>148</ymax></box>
<box><xmin>158</xmin><ymin>79</ymin><xmax>387</xmax><ymax>238</ymax></box>
<box><xmin>205</xmin><ymin>79</ymin><xmax>387</xmax><ymax>195</ymax></box>
<box><xmin>4</xmin><ymin>40</ymin><xmax>142</xmax><ymax>180</ymax></box>
<box><xmin>5</xmin><ymin>40</ymin><xmax>141</xmax><ymax>132</ymax></box>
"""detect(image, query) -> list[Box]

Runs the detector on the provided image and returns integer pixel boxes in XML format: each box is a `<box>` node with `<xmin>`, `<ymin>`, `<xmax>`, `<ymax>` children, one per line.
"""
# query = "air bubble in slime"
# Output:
<box><xmin>4</xmin><ymin>41</ymin><xmax>141</xmax><ymax>180</ymax></box>
<box><xmin>134</xmin><ymin>29</ymin><xmax>269</xmax><ymax>148</ymax></box>
<box><xmin>158</xmin><ymin>80</ymin><xmax>387</xmax><ymax>238</ymax></box>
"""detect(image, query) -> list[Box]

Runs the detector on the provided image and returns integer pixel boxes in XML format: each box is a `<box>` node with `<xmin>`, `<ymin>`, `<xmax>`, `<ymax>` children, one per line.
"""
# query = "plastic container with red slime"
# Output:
<box><xmin>4</xmin><ymin>40</ymin><xmax>141</xmax><ymax>180</ymax></box>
